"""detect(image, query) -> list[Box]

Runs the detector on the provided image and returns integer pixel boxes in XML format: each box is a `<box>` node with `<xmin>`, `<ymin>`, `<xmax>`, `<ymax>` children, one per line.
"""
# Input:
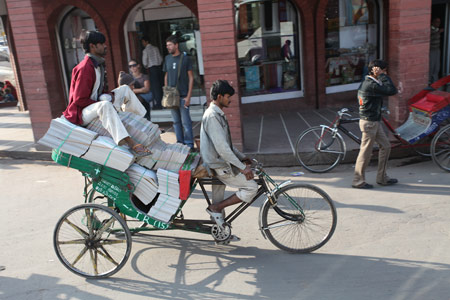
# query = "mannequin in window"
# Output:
<box><xmin>282</xmin><ymin>40</ymin><xmax>292</xmax><ymax>62</ymax></box>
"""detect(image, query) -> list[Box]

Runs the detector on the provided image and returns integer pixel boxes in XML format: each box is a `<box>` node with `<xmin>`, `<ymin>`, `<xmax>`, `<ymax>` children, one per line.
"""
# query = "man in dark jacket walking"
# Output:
<box><xmin>352</xmin><ymin>59</ymin><xmax>399</xmax><ymax>189</ymax></box>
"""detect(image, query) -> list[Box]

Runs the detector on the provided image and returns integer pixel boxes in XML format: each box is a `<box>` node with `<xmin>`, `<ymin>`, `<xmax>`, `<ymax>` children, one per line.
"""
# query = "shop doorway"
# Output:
<box><xmin>124</xmin><ymin>1</ymin><xmax>205</xmax><ymax>106</ymax></box>
<box><xmin>57</xmin><ymin>7</ymin><xmax>97</xmax><ymax>102</ymax></box>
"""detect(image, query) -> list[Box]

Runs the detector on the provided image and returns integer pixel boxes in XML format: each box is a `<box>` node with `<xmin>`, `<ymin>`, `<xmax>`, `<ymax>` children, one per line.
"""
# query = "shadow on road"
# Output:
<box><xmin>0</xmin><ymin>273</ymin><xmax>110</xmax><ymax>299</ymax></box>
<box><xmin>86</xmin><ymin>234</ymin><xmax>450</xmax><ymax>300</ymax></box>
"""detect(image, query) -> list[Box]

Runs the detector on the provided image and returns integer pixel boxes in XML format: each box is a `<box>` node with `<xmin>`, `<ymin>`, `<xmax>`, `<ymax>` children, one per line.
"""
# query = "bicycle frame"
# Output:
<box><xmin>332</xmin><ymin>112</ymin><xmax>430</xmax><ymax>151</ymax></box>
<box><xmin>197</xmin><ymin>167</ymin><xmax>300</xmax><ymax>226</ymax></box>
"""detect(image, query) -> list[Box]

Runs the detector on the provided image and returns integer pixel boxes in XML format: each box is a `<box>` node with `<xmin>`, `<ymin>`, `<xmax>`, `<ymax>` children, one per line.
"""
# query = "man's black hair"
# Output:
<box><xmin>210</xmin><ymin>80</ymin><xmax>235</xmax><ymax>100</ymax></box>
<box><xmin>368</xmin><ymin>59</ymin><xmax>388</xmax><ymax>75</ymax></box>
<box><xmin>166</xmin><ymin>35</ymin><xmax>178</xmax><ymax>45</ymax></box>
<box><xmin>80</xmin><ymin>30</ymin><xmax>106</xmax><ymax>53</ymax></box>
<box><xmin>141</xmin><ymin>36</ymin><xmax>151</xmax><ymax>43</ymax></box>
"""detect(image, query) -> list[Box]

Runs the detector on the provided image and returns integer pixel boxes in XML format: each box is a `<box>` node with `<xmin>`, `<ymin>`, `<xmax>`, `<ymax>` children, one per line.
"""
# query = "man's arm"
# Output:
<box><xmin>71</xmin><ymin>65</ymin><xmax>97</xmax><ymax>107</ymax></box>
<box><xmin>206</xmin><ymin>116</ymin><xmax>246</xmax><ymax>170</ymax></box>
<box><xmin>184</xmin><ymin>70</ymin><xmax>194</xmax><ymax>107</ymax></box>
<box><xmin>142</xmin><ymin>48</ymin><xmax>149</xmax><ymax>69</ymax></box>
<box><xmin>373</xmin><ymin>73</ymin><xmax>398</xmax><ymax>96</ymax></box>
<box><xmin>164</xmin><ymin>72</ymin><xmax>168</xmax><ymax>86</ymax></box>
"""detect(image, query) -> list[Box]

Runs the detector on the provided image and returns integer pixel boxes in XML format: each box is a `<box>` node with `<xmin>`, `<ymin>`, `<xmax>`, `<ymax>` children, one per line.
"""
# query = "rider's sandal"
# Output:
<box><xmin>130</xmin><ymin>144</ymin><xmax>152</xmax><ymax>158</ymax></box>
<box><xmin>206</xmin><ymin>208</ymin><xmax>225</xmax><ymax>230</ymax></box>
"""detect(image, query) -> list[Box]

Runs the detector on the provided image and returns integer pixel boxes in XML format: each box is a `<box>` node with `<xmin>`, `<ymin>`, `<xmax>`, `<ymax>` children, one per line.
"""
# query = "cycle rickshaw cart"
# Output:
<box><xmin>295</xmin><ymin>75</ymin><xmax>450</xmax><ymax>173</ymax></box>
<box><xmin>52</xmin><ymin>149</ymin><xmax>337</xmax><ymax>278</ymax></box>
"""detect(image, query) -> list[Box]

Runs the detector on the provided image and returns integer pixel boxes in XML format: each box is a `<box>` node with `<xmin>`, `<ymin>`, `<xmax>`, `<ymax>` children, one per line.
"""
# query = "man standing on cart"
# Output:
<box><xmin>352</xmin><ymin>59</ymin><xmax>399</xmax><ymax>189</ymax></box>
<box><xmin>200</xmin><ymin>80</ymin><xmax>258</xmax><ymax>230</ymax></box>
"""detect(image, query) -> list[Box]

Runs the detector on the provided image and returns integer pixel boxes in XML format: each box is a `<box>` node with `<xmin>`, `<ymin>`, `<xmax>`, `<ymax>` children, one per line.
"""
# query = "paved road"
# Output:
<box><xmin>0</xmin><ymin>157</ymin><xmax>449</xmax><ymax>299</ymax></box>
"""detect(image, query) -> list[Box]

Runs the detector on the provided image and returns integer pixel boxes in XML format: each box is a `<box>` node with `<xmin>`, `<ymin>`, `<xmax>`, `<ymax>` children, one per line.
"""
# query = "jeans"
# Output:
<box><xmin>149</xmin><ymin>65</ymin><xmax>163</xmax><ymax>108</ymax></box>
<box><xmin>138</xmin><ymin>92</ymin><xmax>153</xmax><ymax>104</ymax></box>
<box><xmin>170</xmin><ymin>98</ymin><xmax>194</xmax><ymax>148</ymax></box>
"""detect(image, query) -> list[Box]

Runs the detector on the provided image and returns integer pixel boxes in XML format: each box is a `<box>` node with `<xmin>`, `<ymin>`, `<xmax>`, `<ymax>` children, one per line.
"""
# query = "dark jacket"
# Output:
<box><xmin>357</xmin><ymin>74</ymin><xmax>398</xmax><ymax>121</ymax></box>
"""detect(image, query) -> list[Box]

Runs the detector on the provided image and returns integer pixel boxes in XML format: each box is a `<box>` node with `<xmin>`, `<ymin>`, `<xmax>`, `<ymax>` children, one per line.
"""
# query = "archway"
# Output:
<box><xmin>124</xmin><ymin>0</ymin><xmax>206</xmax><ymax>106</ymax></box>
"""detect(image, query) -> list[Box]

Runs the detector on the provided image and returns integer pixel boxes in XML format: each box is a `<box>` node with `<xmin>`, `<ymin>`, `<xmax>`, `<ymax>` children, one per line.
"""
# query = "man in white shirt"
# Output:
<box><xmin>141</xmin><ymin>36</ymin><xmax>163</xmax><ymax>109</ymax></box>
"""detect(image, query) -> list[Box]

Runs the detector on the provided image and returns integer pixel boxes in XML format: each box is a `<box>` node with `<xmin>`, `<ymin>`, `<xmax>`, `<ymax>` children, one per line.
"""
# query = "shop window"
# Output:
<box><xmin>236</xmin><ymin>0</ymin><xmax>302</xmax><ymax>103</ymax></box>
<box><xmin>325</xmin><ymin>0</ymin><xmax>380</xmax><ymax>93</ymax></box>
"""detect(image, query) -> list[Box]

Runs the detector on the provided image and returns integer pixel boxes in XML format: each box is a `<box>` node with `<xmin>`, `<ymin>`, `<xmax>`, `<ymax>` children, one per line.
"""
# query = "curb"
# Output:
<box><xmin>0</xmin><ymin>147</ymin><xmax>419</xmax><ymax>167</ymax></box>
<box><xmin>0</xmin><ymin>150</ymin><xmax>52</xmax><ymax>161</ymax></box>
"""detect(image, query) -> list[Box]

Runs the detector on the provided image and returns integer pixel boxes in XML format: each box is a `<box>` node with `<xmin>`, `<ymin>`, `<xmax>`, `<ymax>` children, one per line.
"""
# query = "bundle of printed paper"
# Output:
<box><xmin>147</xmin><ymin>193</ymin><xmax>182</xmax><ymax>223</ymax></box>
<box><xmin>81</xmin><ymin>136</ymin><xmax>134</xmax><ymax>172</ymax></box>
<box><xmin>38</xmin><ymin>117</ymin><xmax>98</xmax><ymax>157</ymax></box>
<box><xmin>126</xmin><ymin>163</ymin><xmax>159</xmax><ymax>205</ymax></box>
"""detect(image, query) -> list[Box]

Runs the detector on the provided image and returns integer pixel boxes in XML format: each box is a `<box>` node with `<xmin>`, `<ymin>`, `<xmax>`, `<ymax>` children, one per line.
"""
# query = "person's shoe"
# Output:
<box><xmin>206</xmin><ymin>208</ymin><xmax>225</xmax><ymax>230</ymax></box>
<box><xmin>352</xmin><ymin>183</ymin><xmax>373</xmax><ymax>189</ymax></box>
<box><xmin>0</xmin><ymin>266</ymin><xmax>5</xmax><ymax>271</ymax></box>
<box><xmin>229</xmin><ymin>235</ymin><xmax>241</xmax><ymax>242</ymax></box>
<box><xmin>377</xmin><ymin>178</ymin><xmax>398</xmax><ymax>186</ymax></box>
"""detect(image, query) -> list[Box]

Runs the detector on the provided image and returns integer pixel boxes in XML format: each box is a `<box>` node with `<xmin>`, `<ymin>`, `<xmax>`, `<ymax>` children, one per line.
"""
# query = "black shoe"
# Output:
<box><xmin>352</xmin><ymin>183</ymin><xmax>373</xmax><ymax>189</ymax></box>
<box><xmin>377</xmin><ymin>178</ymin><xmax>398</xmax><ymax>186</ymax></box>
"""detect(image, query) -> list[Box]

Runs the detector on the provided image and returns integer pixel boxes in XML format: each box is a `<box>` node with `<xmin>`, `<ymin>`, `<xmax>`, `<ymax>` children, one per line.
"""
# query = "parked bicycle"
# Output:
<box><xmin>295</xmin><ymin>107</ymin><xmax>450</xmax><ymax>173</ymax></box>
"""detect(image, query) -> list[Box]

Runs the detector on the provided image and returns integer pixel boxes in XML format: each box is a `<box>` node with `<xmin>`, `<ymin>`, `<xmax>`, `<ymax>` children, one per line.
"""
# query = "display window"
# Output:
<box><xmin>324</xmin><ymin>0</ymin><xmax>381</xmax><ymax>94</ymax></box>
<box><xmin>236</xmin><ymin>0</ymin><xmax>303</xmax><ymax>103</ymax></box>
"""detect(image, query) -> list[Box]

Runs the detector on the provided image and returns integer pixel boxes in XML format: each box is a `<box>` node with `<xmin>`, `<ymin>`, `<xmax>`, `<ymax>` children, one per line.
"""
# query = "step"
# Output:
<box><xmin>150</xmin><ymin>105</ymin><xmax>205</xmax><ymax>123</ymax></box>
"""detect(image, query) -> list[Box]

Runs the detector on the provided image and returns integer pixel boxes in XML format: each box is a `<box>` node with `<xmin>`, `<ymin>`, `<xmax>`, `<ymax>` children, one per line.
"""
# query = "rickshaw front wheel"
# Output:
<box><xmin>53</xmin><ymin>203</ymin><xmax>132</xmax><ymax>278</ymax></box>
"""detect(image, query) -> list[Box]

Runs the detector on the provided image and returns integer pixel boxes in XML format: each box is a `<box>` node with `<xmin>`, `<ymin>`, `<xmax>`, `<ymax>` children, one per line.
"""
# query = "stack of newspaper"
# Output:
<box><xmin>148</xmin><ymin>194</ymin><xmax>182</xmax><ymax>223</ymax></box>
<box><xmin>86</xmin><ymin>112</ymin><xmax>161</xmax><ymax>147</ymax></box>
<box><xmin>126</xmin><ymin>164</ymin><xmax>158</xmax><ymax>205</ymax></box>
<box><xmin>157</xmin><ymin>169</ymin><xmax>180</xmax><ymax>198</ymax></box>
<box><xmin>86</xmin><ymin>113</ymin><xmax>190</xmax><ymax>172</ymax></box>
<box><xmin>38</xmin><ymin>117</ymin><xmax>98</xmax><ymax>157</ymax></box>
<box><xmin>136</xmin><ymin>139</ymin><xmax>167</xmax><ymax>170</ymax></box>
<box><xmin>81</xmin><ymin>136</ymin><xmax>134</xmax><ymax>172</ymax></box>
<box><xmin>154</xmin><ymin>143</ymin><xmax>191</xmax><ymax>172</ymax></box>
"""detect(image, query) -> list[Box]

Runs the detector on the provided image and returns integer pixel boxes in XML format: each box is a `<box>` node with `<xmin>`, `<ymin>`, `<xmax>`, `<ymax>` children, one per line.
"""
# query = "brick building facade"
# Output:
<box><xmin>3</xmin><ymin>0</ymin><xmax>438</xmax><ymax>149</ymax></box>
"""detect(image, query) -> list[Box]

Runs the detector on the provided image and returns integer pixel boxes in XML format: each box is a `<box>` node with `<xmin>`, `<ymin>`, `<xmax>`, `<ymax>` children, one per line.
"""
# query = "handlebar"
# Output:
<box><xmin>251</xmin><ymin>158</ymin><xmax>264</xmax><ymax>175</ymax></box>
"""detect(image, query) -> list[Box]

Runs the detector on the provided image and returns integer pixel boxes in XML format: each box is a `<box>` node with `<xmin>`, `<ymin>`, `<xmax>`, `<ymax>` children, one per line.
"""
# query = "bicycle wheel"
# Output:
<box><xmin>431</xmin><ymin>124</ymin><xmax>450</xmax><ymax>172</ymax></box>
<box><xmin>53</xmin><ymin>204</ymin><xmax>132</xmax><ymax>278</ymax></box>
<box><xmin>261</xmin><ymin>183</ymin><xmax>337</xmax><ymax>253</ymax></box>
<box><xmin>295</xmin><ymin>126</ymin><xmax>345</xmax><ymax>173</ymax></box>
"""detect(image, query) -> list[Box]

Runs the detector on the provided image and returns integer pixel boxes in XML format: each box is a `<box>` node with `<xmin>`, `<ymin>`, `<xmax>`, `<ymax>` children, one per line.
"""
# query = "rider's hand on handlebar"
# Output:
<box><xmin>240</xmin><ymin>165</ymin><xmax>254</xmax><ymax>180</ymax></box>
<box><xmin>242</xmin><ymin>157</ymin><xmax>252</xmax><ymax>166</ymax></box>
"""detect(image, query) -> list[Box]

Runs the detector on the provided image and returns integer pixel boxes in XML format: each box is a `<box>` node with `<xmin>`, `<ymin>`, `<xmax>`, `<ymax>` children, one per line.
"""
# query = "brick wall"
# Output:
<box><xmin>387</xmin><ymin>0</ymin><xmax>432</xmax><ymax>126</ymax></box>
<box><xmin>5</xmin><ymin>0</ymin><xmax>434</xmax><ymax>145</ymax></box>
<box><xmin>6</xmin><ymin>0</ymin><xmax>57</xmax><ymax>140</ymax></box>
<box><xmin>197</xmin><ymin>0</ymin><xmax>244</xmax><ymax>150</ymax></box>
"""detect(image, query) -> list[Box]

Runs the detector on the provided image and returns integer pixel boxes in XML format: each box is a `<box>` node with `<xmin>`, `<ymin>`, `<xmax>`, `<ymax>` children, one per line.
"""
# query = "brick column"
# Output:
<box><xmin>197</xmin><ymin>0</ymin><xmax>244</xmax><ymax>150</ymax></box>
<box><xmin>6</xmin><ymin>0</ymin><xmax>64</xmax><ymax>141</ymax></box>
<box><xmin>387</xmin><ymin>0</ymin><xmax>431</xmax><ymax>126</ymax></box>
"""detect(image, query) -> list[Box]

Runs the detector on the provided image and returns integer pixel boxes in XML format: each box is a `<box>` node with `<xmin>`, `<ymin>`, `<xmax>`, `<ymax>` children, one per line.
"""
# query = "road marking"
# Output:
<box><xmin>279</xmin><ymin>113</ymin><xmax>295</xmax><ymax>154</ymax></box>
<box><xmin>313</xmin><ymin>110</ymin><xmax>332</xmax><ymax>124</ymax></box>
<box><xmin>296</xmin><ymin>112</ymin><xmax>312</xmax><ymax>128</ymax></box>
<box><xmin>258</xmin><ymin>115</ymin><xmax>264</xmax><ymax>153</ymax></box>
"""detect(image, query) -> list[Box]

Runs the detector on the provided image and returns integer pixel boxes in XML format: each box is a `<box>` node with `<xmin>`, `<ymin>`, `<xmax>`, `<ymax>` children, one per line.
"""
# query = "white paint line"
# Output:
<box><xmin>296</xmin><ymin>112</ymin><xmax>312</xmax><ymax>128</ymax></box>
<box><xmin>279</xmin><ymin>113</ymin><xmax>295</xmax><ymax>155</ymax></box>
<box><xmin>257</xmin><ymin>115</ymin><xmax>264</xmax><ymax>153</ymax></box>
<box><xmin>313</xmin><ymin>110</ymin><xmax>332</xmax><ymax>124</ymax></box>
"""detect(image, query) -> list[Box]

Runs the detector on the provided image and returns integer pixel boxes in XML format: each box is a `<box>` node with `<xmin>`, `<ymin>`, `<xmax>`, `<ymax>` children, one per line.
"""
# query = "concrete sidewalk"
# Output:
<box><xmin>0</xmin><ymin>105</ymin><xmax>415</xmax><ymax>166</ymax></box>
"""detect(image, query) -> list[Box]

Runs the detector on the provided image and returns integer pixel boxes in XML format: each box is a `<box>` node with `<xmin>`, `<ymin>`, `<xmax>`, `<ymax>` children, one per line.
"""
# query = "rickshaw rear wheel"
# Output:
<box><xmin>431</xmin><ymin>124</ymin><xmax>450</xmax><ymax>172</ymax></box>
<box><xmin>53</xmin><ymin>203</ymin><xmax>132</xmax><ymax>278</ymax></box>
